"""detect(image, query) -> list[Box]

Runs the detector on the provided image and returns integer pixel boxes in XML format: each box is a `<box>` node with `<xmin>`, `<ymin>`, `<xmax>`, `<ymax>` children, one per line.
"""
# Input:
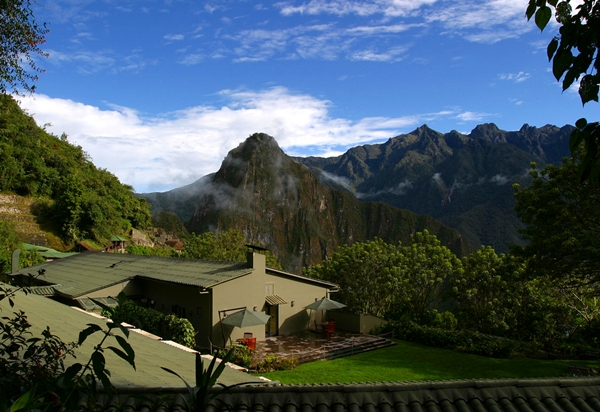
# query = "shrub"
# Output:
<box><xmin>102</xmin><ymin>298</ymin><xmax>196</xmax><ymax>348</ymax></box>
<box><xmin>255</xmin><ymin>354</ymin><xmax>297</xmax><ymax>373</ymax></box>
<box><xmin>216</xmin><ymin>344</ymin><xmax>254</xmax><ymax>369</ymax></box>
<box><xmin>390</xmin><ymin>321</ymin><xmax>517</xmax><ymax>358</ymax></box>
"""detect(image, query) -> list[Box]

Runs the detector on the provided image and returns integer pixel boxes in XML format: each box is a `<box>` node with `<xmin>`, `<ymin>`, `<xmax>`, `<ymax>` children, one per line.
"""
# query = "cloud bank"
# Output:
<box><xmin>19</xmin><ymin>87</ymin><xmax>486</xmax><ymax>193</ymax></box>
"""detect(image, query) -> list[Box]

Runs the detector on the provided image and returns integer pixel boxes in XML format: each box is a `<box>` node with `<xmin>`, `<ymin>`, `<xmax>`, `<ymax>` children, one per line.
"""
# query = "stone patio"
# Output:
<box><xmin>249</xmin><ymin>331</ymin><xmax>396</xmax><ymax>366</ymax></box>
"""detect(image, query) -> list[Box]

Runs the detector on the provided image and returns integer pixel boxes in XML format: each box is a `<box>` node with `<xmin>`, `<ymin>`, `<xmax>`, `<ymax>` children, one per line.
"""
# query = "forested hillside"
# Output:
<box><xmin>0</xmin><ymin>95</ymin><xmax>151</xmax><ymax>247</ymax></box>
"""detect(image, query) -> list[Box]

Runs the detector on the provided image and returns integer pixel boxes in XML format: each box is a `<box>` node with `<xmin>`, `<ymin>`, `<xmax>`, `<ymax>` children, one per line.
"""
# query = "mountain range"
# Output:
<box><xmin>295</xmin><ymin>123</ymin><xmax>572</xmax><ymax>253</ymax></box>
<box><xmin>143</xmin><ymin>133</ymin><xmax>473</xmax><ymax>273</ymax></box>
<box><xmin>142</xmin><ymin>124</ymin><xmax>572</xmax><ymax>272</ymax></box>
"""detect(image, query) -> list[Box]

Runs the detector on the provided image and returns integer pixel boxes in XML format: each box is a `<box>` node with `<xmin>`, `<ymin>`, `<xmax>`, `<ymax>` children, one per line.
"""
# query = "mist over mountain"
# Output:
<box><xmin>295</xmin><ymin>123</ymin><xmax>573</xmax><ymax>252</ymax></box>
<box><xmin>140</xmin><ymin>174</ymin><xmax>214</xmax><ymax>224</ymax></box>
<box><xmin>142</xmin><ymin>133</ymin><xmax>473</xmax><ymax>273</ymax></box>
<box><xmin>140</xmin><ymin>124</ymin><xmax>572</xmax><ymax>269</ymax></box>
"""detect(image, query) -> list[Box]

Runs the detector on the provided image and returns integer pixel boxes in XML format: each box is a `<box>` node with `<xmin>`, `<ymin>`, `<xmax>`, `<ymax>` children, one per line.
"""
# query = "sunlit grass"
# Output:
<box><xmin>258</xmin><ymin>340</ymin><xmax>600</xmax><ymax>384</ymax></box>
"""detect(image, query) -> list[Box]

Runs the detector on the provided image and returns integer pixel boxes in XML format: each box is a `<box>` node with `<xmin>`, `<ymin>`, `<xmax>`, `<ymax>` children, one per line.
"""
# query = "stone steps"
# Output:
<box><xmin>292</xmin><ymin>335</ymin><xmax>396</xmax><ymax>364</ymax></box>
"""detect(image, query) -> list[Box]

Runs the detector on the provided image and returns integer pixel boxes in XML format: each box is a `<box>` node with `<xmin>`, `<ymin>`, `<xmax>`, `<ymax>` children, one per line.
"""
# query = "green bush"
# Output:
<box><xmin>102</xmin><ymin>299</ymin><xmax>196</xmax><ymax>348</ymax></box>
<box><xmin>216</xmin><ymin>344</ymin><xmax>254</xmax><ymax>369</ymax></box>
<box><xmin>385</xmin><ymin>321</ymin><xmax>518</xmax><ymax>358</ymax></box>
<box><xmin>255</xmin><ymin>354</ymin><xmax>297</xmax><ymax>373</ymax></box>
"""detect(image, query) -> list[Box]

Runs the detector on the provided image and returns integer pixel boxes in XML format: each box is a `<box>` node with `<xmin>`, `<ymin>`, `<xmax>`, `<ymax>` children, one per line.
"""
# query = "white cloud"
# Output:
<box><xmin>164</xmin><ymin>34</ymin><xmax>185</xmax><ymax>41</ymax></box>
<box><xmin>349</xmin><ymin>46</ymin><xmax>408</xmax><ymax>62</ymax></box>
<box><xmin>18</xmin><ymin>88</ymin><xmax>470</xmax><ymax>193</ymax></box>
<box><xmin>499</xmin><ymin>71</ymin><xmax>531</xmax><ymax>82</ymax></box>
<box><xmin>425</xmin><ymin>0</ymin><xmax>532</xmax><ymax>43</ymax></box>
<box><xmin>46</xmin><ymin>49</ymin><xmax>116</xmax><ymax>73</ymax></box>
<box><xmin>456</xmin><ymin>111</ymin><xmax>490</xmax><ymax>122</ymax></box>
<box><xmin>276</xmin><ymin>0</ymin><xmax>438</xmax><ymax>17</ymax></box>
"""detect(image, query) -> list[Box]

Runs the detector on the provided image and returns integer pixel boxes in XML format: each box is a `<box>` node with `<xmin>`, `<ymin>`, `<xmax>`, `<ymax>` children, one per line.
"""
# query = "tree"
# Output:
<box><xmin>304</xmin><ymin>238</ymin><xmax>404</xmax><ymax>318</ymax></box>
<box><xmin>0</xmin><ymin>221</ymin><xmax>20</xmax><ymax>274</ymax></box>
<box><xmin>394</xmin><ymin>230</ymin><xmax>462</xmax><ymax>323</ymax></box>
<box><xmin>512</xmin><ymin>159</ymin><xmax>600</xmax><ymax>284</ymax></box>
<box><xmin>305</xmin><ymin>231</ymin><xmax>461</xmax><ymax>321</ymax></box>
<box><xmin>1</xmin><ymin>0</ymin><xmax>48</xmax><ymax>94</ymax></box>
<box><xmin>183</xmin><ymin>229</ymin><xmax>282</xmax><ymax>269</ymax></box>
<box><xmin>526</xmin><ymin>0</ymin><xmax>600</xmax><ymax>182</ymax></box>
<box><xmin>450</xmin><ymin>247</ymin><xmax>525</xmax><ymax>335</ymax></box>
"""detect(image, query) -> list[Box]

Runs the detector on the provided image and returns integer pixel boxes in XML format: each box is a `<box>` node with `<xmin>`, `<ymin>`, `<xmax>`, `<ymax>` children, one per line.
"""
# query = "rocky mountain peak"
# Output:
<box><xmin>469</xmin><ymin>123</ymin><xmax>502</xmax><ymax>141</ymax></box>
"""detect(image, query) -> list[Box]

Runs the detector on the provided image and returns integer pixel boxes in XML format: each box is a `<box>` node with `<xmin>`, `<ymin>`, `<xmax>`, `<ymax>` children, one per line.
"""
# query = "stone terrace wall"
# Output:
<box><xmin>0</xmin><ymin>194</ymin><xmax>47</xmax><ymax>246</ymax></box>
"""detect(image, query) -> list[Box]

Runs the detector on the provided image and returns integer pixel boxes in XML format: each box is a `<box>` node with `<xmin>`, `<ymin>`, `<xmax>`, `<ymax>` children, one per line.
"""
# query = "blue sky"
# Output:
<box><xmin>18</xmin><ymin>0</ymin><xmax>595</xmax><ymax>193</ymax></box>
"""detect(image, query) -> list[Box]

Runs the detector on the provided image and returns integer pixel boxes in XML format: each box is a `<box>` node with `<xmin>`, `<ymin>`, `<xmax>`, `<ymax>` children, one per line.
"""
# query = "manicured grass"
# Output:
<box><xmin>258</xmin><ymin>340</ymin><xmax>600</xmax><ymax>384</ymax></box>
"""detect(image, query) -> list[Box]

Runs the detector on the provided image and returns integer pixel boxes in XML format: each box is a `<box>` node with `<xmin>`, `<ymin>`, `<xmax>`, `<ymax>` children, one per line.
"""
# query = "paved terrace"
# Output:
<box><xmin>250</xmin><ymin>331</ymin><xmax>396</xmax><ymax>366</ymax></box>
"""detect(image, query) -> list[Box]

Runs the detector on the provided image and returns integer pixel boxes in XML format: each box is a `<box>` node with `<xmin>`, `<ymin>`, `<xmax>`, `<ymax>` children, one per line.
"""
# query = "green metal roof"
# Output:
<box><xmin>111</xmin><ymin>235</ymin><xmax>128</xmax><ymax>242</ymax></box>
<box><xmin>13</xmin><ymin>253</ymin><xmax>253</xmax><ymax>298</ymax></box>
<box><xmin>22</xmin><ymin>243</ymin><xmax>79</xmax><ymax>259</ymax></box>
<box><xmin>0</xmin><ymin>286</ymin><xmax>264</xmax><ymax>389</ymax></box>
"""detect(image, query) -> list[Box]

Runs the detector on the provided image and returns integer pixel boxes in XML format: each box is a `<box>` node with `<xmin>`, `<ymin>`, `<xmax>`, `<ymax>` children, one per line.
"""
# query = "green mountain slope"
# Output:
<box><xmin>0</xmin><ymin>95</ymin><xmax>151</xmax><ymax>247</ymax></box>
<box><xmin>184</xmin><ymin>133</ymin><xmax>474</xmax><ymax>273</ymax></box>
<box><xmin>295</xmin><ymin>124</ymin><xmax>572</xmax><ymax>252</ymax></box>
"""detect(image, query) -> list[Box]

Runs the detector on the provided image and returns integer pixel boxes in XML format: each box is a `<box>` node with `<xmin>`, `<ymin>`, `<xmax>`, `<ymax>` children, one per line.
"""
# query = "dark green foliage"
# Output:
<box><xmin>0</xmin><ymin>0</ymin><xmax>48</xmax><ymax>94</ymax></box>
<box><xmin>0</xmin><ymin>95</ymin><xmax>152</xmax><ymax>244</ymax></box>
<box><xmin>381</xmin><ymin>321</ymin><xmax>521</xmax><ymax>358</ymax></box>
<box><xmin>0</xmin><ymin>220</ymin><xmax>20</xmax><ymax>274</ymax></box>
<box><xmin>305</xmin><ymin>237</ymin><xmax>404</xmax><ymax>318</ymax></box>
<box><xmin>306</xmin><ymin>231</ymin><xmax>462</xmax><ymax>321</ymax></box>
<box><xmin>513</xmin><ymin>158</ymin><xmax>600</xmax><ymax>283</ymax></box>
<box><xmin>162</xmin><ymin>348</ymin><xmax>242</xmax><ymax>412</ymax></box>
<box><xmin>526</xmin><ymin>0</ymin><xmax>600</xmax><ymax>182</ymax></box>
<box><xmin>215</xmin><ymin>344</ymin><xmax>254</xmax><ymax>369</ymax></box>
<box><xmin>1</xmin><ymin>275</ymin><xmax>136</xmax><ymax>410</ymax></box>
<box><xmin>152</xmin><ymin>210</ymin><xmax>188</xmax><ymax>236</ymax></box>
<box><xmin>254</xmin><ymin>354</ymin><xmax>297</xmax><ymax>373</ymax></box>
<box><xmin>183</xmin><ymin>229</ymin><xmax>282</xmax><ymax>269</ymax></box>
<box><xmin>126</xmin><ymin>243</ymin><xmax>178</xmax><ymax>257</ymax></box>
<box><xmin>450</xmin><ymin>247</ymin><xmax>526</xmax><ymax>336</ymax></box>
<box><xmin>102</xmin><ymin>297</ymin><xmax>196</xmax><ymax>348</ymax></box>
<box><xmin>0</xmin><ymin>220</ymin><xmax>44</xmax><ymax>274</ymax></box>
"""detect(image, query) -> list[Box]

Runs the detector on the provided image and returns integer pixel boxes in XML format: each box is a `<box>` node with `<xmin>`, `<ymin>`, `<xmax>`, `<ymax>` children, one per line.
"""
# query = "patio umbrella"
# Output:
<box><xmin>305</xmin><ymin>297</ymin><xmax>346</xmax><ymax>311</ymax></box>
<box><xmin>221</xmin><ymin>309</ymin><xmax>271</xmax><ymax>328</ymax></box>
<box><xmin>305</xmin><ymin>298</ymin><xmax>347</xmax><ymax>326</ymax></box>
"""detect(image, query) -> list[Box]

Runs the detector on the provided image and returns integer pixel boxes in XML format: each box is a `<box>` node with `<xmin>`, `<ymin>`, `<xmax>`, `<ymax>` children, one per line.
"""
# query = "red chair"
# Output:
<box><xmin>246</xmin><ymin>337</ymin><xmax>257</xmax><ymax>351</ymax></box>
<box><xmin>326</xmin><ymin>321</ymin><xmax>336</xmax><ymax>338</ymax></box>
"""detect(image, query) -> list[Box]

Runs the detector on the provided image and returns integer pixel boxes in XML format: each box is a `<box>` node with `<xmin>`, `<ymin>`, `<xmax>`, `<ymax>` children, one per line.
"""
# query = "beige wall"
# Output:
<box><xmin>327</xmin><ymin>311</ymin><xmax>387</xmax><ymax>334</ymax></box>
<box><xmin>264</xmin><ymin>271</ymin><xmax>330</xmax><ymax>335</ymax></box>
<box><xmin>210</xmin><ymin>253</ymin><xmax>334</xmax><ymax>345</ymax></box>
<box><xmin>211</xmin><ymin>253</ymin><xmax>266</xmax><ymax>346</ymax></box>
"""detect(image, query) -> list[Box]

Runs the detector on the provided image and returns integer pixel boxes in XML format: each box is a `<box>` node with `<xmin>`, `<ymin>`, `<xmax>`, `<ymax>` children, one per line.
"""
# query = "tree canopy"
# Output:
<box><xmin>305</xmin><ymin>231</ymin><xmax>462</xmax><ymax>320</ymax></box>
<box><xmin>527</xmin><ymin>0</ymin><xmax>600</xmax><ymax>182</ymax></box>
<box><xmin>1</xmin><ymin>0</ymin><xmax>48</xmax><ymax>94</ymax></box>
<box><xmin>0</xmin><ymin>94</ymin><xmax>152</xmax><ymax>245</ymax></box>
<box><xmin>512</xmin><ymin>159</ymin><xmax>600</xmax><ymax>284</ymax></box>
<box><xmin>183</xmin><ymin>229</ymin><xmax>282</xmax><ymax>269</ymax></box>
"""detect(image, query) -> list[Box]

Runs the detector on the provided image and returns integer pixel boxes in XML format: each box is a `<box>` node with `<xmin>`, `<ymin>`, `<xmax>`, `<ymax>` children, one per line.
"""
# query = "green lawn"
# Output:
<box><xmin>258</xmin><ymin>340</ymin><xmax>600</xmax><ymax>384</ymax></box>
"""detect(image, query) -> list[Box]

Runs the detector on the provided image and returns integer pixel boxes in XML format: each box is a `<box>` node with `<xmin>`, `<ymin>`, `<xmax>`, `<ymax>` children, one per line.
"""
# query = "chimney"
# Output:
<box><xmin>246</xmin><ymin>251</ymin><xmax>266</xmax><ymax>272</ymax></box>
<box><xmin>11</xmin><ymin>249</ymin><xmax>21</xmax><ymax>274</ymax></box>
